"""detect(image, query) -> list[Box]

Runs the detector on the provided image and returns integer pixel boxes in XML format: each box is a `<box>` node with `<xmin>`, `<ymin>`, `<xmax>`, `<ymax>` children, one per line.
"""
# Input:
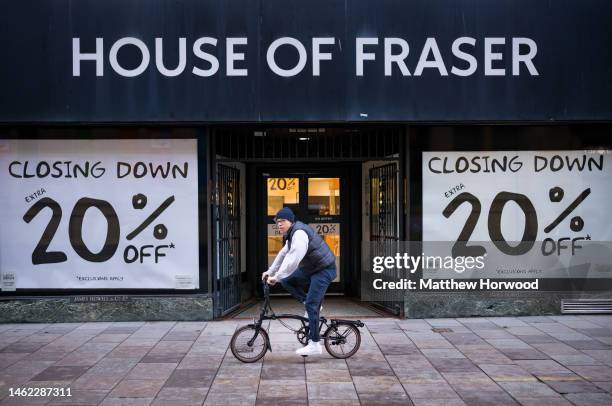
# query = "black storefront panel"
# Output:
<box><xmin>1</xmin><ymin>0</ymin><xmax>611</xmax><ymax>122</ymax></box>
<box><xmin>1</xmin><ymin>1</ymin><xmax>612</xmax><ymax>320</ymax></box>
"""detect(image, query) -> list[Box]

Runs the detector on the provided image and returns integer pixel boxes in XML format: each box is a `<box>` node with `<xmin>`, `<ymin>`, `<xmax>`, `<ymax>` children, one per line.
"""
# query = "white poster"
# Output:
<box><xmin>423</xmin><ymin>150</ymin><xmax>612</xmax><ymax>279</ymax></box>
<box><xmin>0</xmin><ymin>139</ymin><xmax>199</xmax><ymax>289</ymax></box>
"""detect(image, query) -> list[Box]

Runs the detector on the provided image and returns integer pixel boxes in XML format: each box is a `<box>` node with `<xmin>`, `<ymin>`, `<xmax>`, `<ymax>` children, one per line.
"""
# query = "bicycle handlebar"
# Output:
<box><xmin>262</xmin><ymin>276</ymin><xmax>270</xmax><ymax>297</ymax></box>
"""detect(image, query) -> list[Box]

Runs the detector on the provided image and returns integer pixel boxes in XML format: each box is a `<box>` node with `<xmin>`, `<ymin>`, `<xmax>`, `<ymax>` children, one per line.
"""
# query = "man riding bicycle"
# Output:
<box><xmin>262</xmin><ymin>207</ymin><xmax>337</xmax><ymax>356</ymax></box>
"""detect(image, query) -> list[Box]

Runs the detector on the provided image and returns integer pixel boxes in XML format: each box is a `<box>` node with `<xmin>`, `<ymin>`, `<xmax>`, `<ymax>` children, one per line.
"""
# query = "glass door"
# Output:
<box><xmin>266</xmin><ymin>177</ymin><xmax>300</xmax><ymax>272</ymax></box>
<box><xmin>264</xmin><ymin>173</ymin><xmax>343</xmax><ymax>293</ymax></box>
<box><xmin>306</xmin><ymin>178</ymin><xmax>341</xmax><ymax>284</ymax></box>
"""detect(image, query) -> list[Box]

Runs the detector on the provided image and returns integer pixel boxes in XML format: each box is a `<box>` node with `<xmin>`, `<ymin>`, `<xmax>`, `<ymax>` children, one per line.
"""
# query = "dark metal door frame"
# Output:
<box><xmin>369</xmin><ymin>162</ymin><xmax>404</xmax><ymax>316</ymax></box>
<box><xmin>213</xmin><ymin>164</ymin><xmax>242</xmax><ymax>317</ymax></box>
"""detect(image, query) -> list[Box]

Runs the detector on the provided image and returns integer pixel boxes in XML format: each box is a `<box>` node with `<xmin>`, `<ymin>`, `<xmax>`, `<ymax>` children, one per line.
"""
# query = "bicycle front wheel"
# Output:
<box><xmin>324</xmin><ymin>323</ymin><xmax>361</xmax><ymax>359</ymax></box>
<box><xmin>230</xmin><ymin>325</ymin><xmax>269</xmax><ymax>363</ymax></box>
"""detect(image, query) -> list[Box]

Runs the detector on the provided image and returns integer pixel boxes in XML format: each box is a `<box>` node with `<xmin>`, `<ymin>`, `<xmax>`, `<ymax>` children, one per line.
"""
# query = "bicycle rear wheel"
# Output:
<box><xmin>230</xmin><ymin>325</ymin><xmax>269</xmax><ymax>363</ymax></box>
<box><xmin>324</xmin><ymin>323</ymin><xmax>361</xmax><ymax>359</ymax></box>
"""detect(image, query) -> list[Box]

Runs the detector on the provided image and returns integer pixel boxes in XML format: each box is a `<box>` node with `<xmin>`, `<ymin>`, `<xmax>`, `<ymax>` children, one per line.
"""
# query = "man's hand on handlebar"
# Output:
<box><xmin>261</xmin><ymin>272</ymin><xmax>277</xmax><ymax>285</ymax></box>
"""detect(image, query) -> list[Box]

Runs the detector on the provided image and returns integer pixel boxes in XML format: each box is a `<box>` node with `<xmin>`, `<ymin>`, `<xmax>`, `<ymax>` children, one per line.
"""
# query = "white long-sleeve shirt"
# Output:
<box><xmin>267</xmin><ymin>230</ymin><xmax>309</xmax><ymax>280</ymax></box>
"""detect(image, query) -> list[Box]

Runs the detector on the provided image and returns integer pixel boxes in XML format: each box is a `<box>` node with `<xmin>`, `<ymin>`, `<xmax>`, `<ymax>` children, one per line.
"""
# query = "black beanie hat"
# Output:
<box><xmin>274</xmin><ymin>207</ymin><xmax>295</xmax><ymax>222</ymax></box>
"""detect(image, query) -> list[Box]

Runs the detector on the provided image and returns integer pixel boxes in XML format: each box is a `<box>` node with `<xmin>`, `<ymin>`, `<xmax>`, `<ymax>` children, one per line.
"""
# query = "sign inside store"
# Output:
<box><xmin>422</xmin><ymin>150</ymin><xmax>612</xmax><ymax>280</ymax></box>
<box><xmin>0</xmin><ymin>139</ymin><xmax>199</xmax><ymax>290</ymax></box>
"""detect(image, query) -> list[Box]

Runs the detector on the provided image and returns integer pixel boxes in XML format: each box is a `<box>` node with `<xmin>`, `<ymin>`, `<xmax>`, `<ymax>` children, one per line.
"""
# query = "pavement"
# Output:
<box><xmin>2</xmin><ymin>315</ymin><xmax>612</xmax><ymax>405</ymax></box>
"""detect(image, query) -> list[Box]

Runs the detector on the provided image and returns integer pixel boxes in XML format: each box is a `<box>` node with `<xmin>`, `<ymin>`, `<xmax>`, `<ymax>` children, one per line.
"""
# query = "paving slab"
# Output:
<box><xmin>498</xmin><ymin>381</ymin><xmax>560</xmax><ymax>398</ymax></box>
<box><xmin>460</xmin><ymin>392</ymin><xmax>520</xmax><ymax>405</ymax></box>
<box><xmin>563</xmin><ymin>392</ymin><xmax>612</xmax><ymax>406</ymax></box>
<box><xmin>307</xmin><ymin>382</ymin><xmax>359</xmax><ymax>400</ymax></box>
<box><xmin>544</xmin><ymin>379</ymin><xmax>604</xmax><ymax>394</ymax></box>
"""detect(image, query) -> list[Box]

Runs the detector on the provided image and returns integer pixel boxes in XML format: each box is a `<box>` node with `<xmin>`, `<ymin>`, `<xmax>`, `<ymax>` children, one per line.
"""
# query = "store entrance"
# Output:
<box><xmin>213</xmin><ymin>126</ymin><xmax>405</xmax><ymax>314</ymax></box>
<box><xmin>262</xmin><ymin>169</ymin><xmax>346</xmax><ymax>293</ymax></box>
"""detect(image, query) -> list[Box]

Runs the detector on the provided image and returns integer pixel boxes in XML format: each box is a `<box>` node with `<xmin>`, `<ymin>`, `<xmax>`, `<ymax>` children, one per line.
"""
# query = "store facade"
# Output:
<box><xmin>1</xmin><ymin>0</ymin><xmax>612</xmax><ymax>321</ymax></box>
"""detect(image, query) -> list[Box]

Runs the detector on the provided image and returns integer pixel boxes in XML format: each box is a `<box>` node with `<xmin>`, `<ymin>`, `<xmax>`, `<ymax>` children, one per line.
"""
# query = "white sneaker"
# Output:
<box><xmin>304</xmin><ymin>305</ymin><xmax>323</xmax><ymax>318</ymax></box>
<box><xmin>296</xmin><ymin>341</ymin><xmax>323</xmax><ymax>356</ymax></box>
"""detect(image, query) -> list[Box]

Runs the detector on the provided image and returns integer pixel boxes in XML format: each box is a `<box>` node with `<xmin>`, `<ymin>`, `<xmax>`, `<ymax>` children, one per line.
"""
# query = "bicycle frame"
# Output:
<box><xmin>247</xmin><ymin>280</ymin><xmax>364</xmax><ymax>351</ymax></box>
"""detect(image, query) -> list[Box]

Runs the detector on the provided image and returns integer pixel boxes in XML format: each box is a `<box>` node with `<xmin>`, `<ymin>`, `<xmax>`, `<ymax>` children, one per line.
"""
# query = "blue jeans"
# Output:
<box><xmin>280</xmin><ymin>265</ymin><xmax>336</xmax><ymax>342</ymax></box>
